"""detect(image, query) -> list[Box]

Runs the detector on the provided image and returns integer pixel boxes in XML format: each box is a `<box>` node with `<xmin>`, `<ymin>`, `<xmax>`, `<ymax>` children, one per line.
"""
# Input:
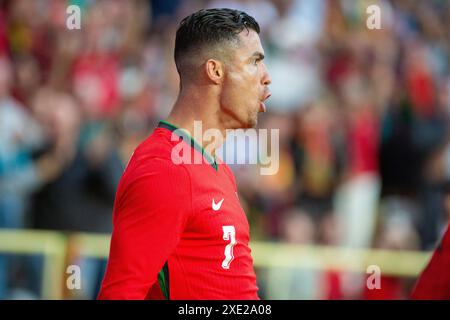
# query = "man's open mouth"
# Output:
<box><xmin>259</xmin><ymin>92</ymin><xmax>272</xmax><ymax>112</ymax></box>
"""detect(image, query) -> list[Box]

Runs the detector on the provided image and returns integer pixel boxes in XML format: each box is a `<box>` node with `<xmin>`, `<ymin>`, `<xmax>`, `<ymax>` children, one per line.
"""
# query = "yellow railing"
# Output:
<box><xmin>0</xmin><ymin>229</ymin><xmax>433</xmax><ymax>299</ymax></box>
<box><xmin>0</xmin><ymin>229</ymin><xmax>67</xmax><ymax>299</ymax></box>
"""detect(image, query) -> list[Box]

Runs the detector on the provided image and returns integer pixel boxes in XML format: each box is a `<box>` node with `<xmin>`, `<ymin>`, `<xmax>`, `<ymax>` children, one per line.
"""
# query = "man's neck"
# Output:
<box><xmin>166</xmin><ymin>95</ymin><xmax>226</xmax><ymax>157</ymax></box>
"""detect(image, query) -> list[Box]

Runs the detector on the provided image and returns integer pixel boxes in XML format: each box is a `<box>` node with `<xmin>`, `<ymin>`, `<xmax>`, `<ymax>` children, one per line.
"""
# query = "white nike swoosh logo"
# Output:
<box><xmin>212</xmin><ymin>198</ymin><xmax>224</xmax><ymax>211</ymax></box>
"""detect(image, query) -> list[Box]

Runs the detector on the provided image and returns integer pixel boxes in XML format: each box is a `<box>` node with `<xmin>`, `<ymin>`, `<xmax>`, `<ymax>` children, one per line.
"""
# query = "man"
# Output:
<box><xmin>411</xmin><ymin>180</ymin><xmax>450</xmax><ymax>299</ymax></box>
<box><xmin>98</xmin><ymin>8</ymin><xmax>271</xmax><ymax>299</ymax></box>
<box><xmin>411</xmin><ymin>224</ymin><xmax>450</xmax><ymax>299</ymax></box>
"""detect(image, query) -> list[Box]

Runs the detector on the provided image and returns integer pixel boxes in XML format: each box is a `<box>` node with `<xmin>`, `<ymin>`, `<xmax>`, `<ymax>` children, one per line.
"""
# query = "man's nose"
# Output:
<box><xmin>261</xmin><ymin>63</ymin><xmax>271</xmax><ymax>86</ymax></box>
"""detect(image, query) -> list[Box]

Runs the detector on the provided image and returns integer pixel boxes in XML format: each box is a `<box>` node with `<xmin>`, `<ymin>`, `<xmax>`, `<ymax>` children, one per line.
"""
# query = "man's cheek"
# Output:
<box><xmin>242</xmin><ymin>63</ymin><xmax>258</xmax><ymax>76</ymax></box>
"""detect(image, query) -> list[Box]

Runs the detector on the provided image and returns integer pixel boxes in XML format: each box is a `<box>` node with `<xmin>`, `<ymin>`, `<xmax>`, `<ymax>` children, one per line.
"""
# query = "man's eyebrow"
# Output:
<box><xmin>251</xmin><ymin>52</ymin><xmax>265</xmax><ymax>60</ymax></box>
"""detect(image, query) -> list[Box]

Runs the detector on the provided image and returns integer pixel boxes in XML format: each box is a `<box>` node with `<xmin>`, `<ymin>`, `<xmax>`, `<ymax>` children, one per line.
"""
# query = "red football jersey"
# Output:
<box><xmin>411</xmin><ymin>224</ymin><xmax>450</xmax><ymax>299</ymax></box>
<box><xmin>98</xmin><ymin>120</ymin><xmax>259</xmax><ymax>299</ymax></box>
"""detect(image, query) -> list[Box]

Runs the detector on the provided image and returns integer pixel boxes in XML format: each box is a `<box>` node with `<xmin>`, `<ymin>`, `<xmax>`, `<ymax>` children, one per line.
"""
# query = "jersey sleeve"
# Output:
<box><xmin>411</xmin><ymin>224</ymin><xmax>450</xmax><ymax>299</ymax></box>
<box><xmin>98</xmin><ymin>158</ymin><xmax>192</xmax><ymax>299</ymax></box>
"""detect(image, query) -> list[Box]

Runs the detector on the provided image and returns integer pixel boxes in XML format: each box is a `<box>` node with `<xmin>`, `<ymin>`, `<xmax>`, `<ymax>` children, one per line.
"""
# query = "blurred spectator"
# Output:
<box><xmin>0</xmin><ymin>55</ymin><xmax>50</xmax><ymax>299</ymax></box>
<box><xmin>266</xmin><ymin>208</ymin><xmax>321</xmax><ymax>299</ymax></box>
<box><xmin>334</xmin><ymin>71</ymin><xmax>381</xmax><ymax>250</ymax></box>
<box><xmin>364</xmin><ymin>201</ymin><xmax>420</xmax><ymax>299</ymax></box>
<box><xmin>28</xmin><ymin>88</ymin><xmax>123</xmax><ymax>299</ymax></box>
<box><xmin>317</xmin><ymin>214</ymin><xmax>344</xmax><ymax>300</ymax></box>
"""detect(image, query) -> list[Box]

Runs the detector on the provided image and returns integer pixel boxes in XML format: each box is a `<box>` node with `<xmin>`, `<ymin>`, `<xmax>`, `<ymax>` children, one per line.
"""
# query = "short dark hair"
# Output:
<box><xmin>174</xmin><ymin>8</ymin><xmax>260</xmax><ymax>79</ymax></box>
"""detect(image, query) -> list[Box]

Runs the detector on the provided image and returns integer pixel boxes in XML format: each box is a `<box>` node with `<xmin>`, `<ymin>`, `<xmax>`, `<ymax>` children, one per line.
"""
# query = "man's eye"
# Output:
<box><xmin>253</xmin><ymin>59</ymin><xmax>259</xmax><ymax>65</ymax></box>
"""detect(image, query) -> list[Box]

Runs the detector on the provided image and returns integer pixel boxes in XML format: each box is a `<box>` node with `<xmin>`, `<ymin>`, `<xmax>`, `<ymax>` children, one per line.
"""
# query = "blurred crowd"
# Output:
<box><xmin>1</xmin><ymin>0</ymin><xmax>450</xmax><ymax>300</ymax></box>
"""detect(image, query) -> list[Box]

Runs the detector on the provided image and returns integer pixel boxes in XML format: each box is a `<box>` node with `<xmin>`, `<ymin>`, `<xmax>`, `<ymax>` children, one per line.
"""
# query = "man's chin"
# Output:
<box><xmin>234</xmin><ymin>113</ymin><xmax>258</xmax><ymax>129</ymax></box>
<box><xmin>246</xmin><ymin>117</ymin><xmax>258</xmax><ymax>129</ymax></box>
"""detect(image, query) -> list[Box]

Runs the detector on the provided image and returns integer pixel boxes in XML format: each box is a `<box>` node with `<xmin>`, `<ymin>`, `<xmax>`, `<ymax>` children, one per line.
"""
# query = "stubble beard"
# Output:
<box><xmin>248</xmin><ymin>106</ymin><xmax>259</xmax><ymax>128</ymax></box>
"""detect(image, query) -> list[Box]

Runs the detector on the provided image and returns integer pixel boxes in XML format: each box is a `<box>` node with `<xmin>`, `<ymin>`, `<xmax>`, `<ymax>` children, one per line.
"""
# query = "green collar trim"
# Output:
<box><xmin>158</xmin><ymin>120</ymin><xmax>218</xmax><ymax>171</ymax></box>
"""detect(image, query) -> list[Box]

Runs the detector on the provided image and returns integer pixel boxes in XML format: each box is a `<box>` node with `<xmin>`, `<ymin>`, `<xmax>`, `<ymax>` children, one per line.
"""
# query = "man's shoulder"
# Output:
<box><xmin>134</xmin><ymin>127</ymin><xmax>175</xmax><ymax>160</ymax></box>
<box><xmin>121</xmin><ymin>127</ymin><xmax>190</xmax><ymax>180</ymax></box>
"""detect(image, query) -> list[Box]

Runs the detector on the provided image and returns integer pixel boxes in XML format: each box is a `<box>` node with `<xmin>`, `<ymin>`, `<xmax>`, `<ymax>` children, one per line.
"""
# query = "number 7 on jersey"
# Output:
<box><xmin>222</xmin><ymin>225</ymin><xmax>236</xmax><ymax>269</ymax></box>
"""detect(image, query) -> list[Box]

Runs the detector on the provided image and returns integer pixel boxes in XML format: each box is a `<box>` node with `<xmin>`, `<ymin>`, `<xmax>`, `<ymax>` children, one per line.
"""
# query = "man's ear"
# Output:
<box><xmin>205</xmin><ymin>59</ymin><xmax>224</xmax><ymax>84</ymax></box>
